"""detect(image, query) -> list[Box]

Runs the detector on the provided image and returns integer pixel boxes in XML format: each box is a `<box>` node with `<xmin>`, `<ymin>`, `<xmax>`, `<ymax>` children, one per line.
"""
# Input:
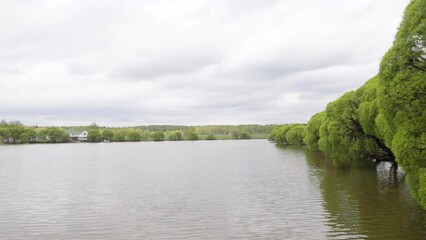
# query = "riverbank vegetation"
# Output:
<box><xmin>0</xmin><ymin>121</ymin><xmax>275</xmax><ymax>144</ymax></box>
<box><xmin>270</xmin><ymin>0</ymin><xmax>426</xmax><ymax>208</ymax></box>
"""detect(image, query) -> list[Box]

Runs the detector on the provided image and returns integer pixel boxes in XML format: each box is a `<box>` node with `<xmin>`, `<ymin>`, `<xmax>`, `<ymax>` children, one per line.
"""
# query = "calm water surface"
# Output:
<box><xmin>0</xmin><ymin>140</ymin><xmax>425</xmax><ymax>239</ymax></box>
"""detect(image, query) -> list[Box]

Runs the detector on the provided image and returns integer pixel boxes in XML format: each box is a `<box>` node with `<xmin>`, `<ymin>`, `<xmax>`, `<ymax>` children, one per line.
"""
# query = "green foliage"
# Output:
<box><xmin>268</xmin><ymin>128</ymin><xmax>279</xmax><ymax>141</ymax></box>
<box><xmin>0</xmin><ymin>128</ymin><xmax>11</xmax><ymax>139</ymax></box>
<box><xmin>151</xmin><ymin>131</ymin><xmax>165</xmax><ymax>141</ymax></box>
<box><xmin>418</xmin><ymin>168</ymin><xmax>426</xmax><ymax>207</ymax></box>
<box><xmin>25</xmin><ymin>129</ymin><xmax>37</xmax><ymax>143</ymax></box>
<box><xmin>304</xmin><ymin>112</ymin><xmax>326</xmax><ymax>150</ymax></box>
<box><xmin>231</xmin><ymin>130</ymin><xmax>241</xmax><ymax>139</ymax></box>
<box><xmin>319</xmin><ymin>91</ymin><xmax>372</xmax><ymax>163</ymax></box>
<box><xmin>269</xmin><ymin>124</ymin><xmax>303</xmax><ymax>145</ymax></box>
<box><xmin>286</xmin><ymin>125</ymin><xmax>305</xmax><ymax>145</ymax></box>
<box><xmin>101</xmin><ymin>129</ymin><xmax>114</xmax><ymax>141</ymax></box>
<box><xmin>88</xmin><ymin>129</ymin><xmax>102</xmax><ymax>142</ymax></box>
<box><xmin>376</xmin><ymin>0</ymin><xmax>426</xmax><ymax>208</ymax></box>
<box><xmin>187</xmin><ymin>132</ymin><xmax>199</xmax><ymax>141</ymax></box>
<box><xmin>19</xmin><ymin>133</ymin><xmax>29</xmax><ymax>143</ymax></box>
<box><xmin>205</xmin><ymin>134</ymin><xmax>216</xmax><ymax>140</ymax></box>
<box><xmin>240</xmin><ymin>132</ymin><xmax>251</xmax><ymax>139</ymax></box>
<box><xmin>126</xmin><ymin>130</ymin><xmax>141</xmax><ymax>141</ymax></box>
<box><xmin>192</xmin><ymin>124</ymin><xmax>275</xmax><ymax>136</ymax></box>
<box><xmin>113</xmin><ymin>129</ymin><xmax>127</xmax><ymax>142</ymax></box>
<box><xmin>232</xmin><ymin>130</ymin><xmax>251</xmax><ymax>139</ymax></box>
<box><xmin>309</xmin><ymin>85</ymin><xmax>390</xmax><ymax>165</ymax></box>
<box><xmin>36</xmin><ymin>129</ymin><xmax>48</xmax><ymax>143</ymax></box>
<box><xmin>358</xmin><ymin>77</ymin><xmax>381</xmax><ymax>137</ymax></box>
<box><xmin>9</xmin><ymin>126</ymin><xmax>25</xmax><ymax>143</ymax></box>
<box><xmin>59</xmin><ymin>124</ymin><xmax>275</xmax><ymax>142</ymax></box>
<box><xmin>0</xmin><ymin>136</ymin><xmax>3</xmax><ymax>144</ymax></box>
<box><xmin>140</xmin><ymin>130</ymin><xmax>151</xmax><ymax>141</ymax></box>
<box><xmin>46</xmin><ymin>127</ymin><xmax>69</xmax><ymax>143</ymax></box>
<box><xmin>167</xmin><ymin>131</ymin><xmax>184</xmax><ymax>141</ymax></box>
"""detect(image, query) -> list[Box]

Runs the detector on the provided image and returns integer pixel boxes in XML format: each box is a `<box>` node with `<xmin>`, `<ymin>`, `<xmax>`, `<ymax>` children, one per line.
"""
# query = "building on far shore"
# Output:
<box><xmin>69</xmin><ymin>130</ymin><xmax>88</xmax><ymax>142</ymax></box>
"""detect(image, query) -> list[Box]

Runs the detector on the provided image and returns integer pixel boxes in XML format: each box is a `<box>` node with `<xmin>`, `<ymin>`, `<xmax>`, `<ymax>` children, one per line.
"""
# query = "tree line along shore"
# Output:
<box><xmin>0</xmin><ymin>121</ymin><xmax>275</xmax><ymax>144</ymax></box>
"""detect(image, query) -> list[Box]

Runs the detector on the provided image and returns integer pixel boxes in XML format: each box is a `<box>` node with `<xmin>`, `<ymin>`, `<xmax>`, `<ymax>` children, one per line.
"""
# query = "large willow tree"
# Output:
<box><xmin>378</xmin><ymin>0</ymin><xmax>426</xmax><ymax>207</ymax></box>
<box><xmin>303</xmin><ymin>0</ymin><xmax>426</xmax><ymax>208</ymax></box>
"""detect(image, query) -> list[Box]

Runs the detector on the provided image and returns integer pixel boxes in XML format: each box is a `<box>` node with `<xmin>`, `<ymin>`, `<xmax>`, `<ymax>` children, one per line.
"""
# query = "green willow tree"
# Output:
<box><xmin>187</xmin><ymin>132</ymin><xmax>199</xmax><ymax>141</ymax></box>
<box><xmin>300</xmin><ymin>0</ymin><xmax>426</xmax><ymax>208</ymax></box>
<box><xmin>167</xmin><ymin>131</ymin><xmax>184</xmax><ymax>141</ymax></box>
<box><xmin>46</xmin><ymin>127</ymin><xmax>69</xmax><ymax>143</ymax></box>
<box><xmin>151</xmin><ymin>131</ymin><xmax>165</xmax><ymax>141</ymax></box>
<box><xmin>126</xmin><ymin>130</ymin><xmax>141</xmax><ymax>141</ymax></box>
<box><xmin>377</xmin><ymin>0</ymin><xmax>426</xmax><ymax>207</ymax></box>
<box><xmin>303</xmin><ymin>112</ymin><xmax>326</xmax><ymax>151</ymax></box>
<box><xmin>205</xmin><ymin>134</ymin><xmax>216</xmax><ymax>140</ymax></box>
<box><xmin>271</xmin><ymin>124</ymin><xmax>304</xmax><ymax>145</ymax></box>
<box><xmin>88</xmin><ymin>129</ymin><xmax>102</xmax><ymax>142</ymax></box>
<box><xmin>101</xmin><ymin>129</ymin><xmax>114</xmax><ymax>141</ymax></box>
<box><xmin>285</xmin><ymin>125</ymin><xmax>305</xmax><ymax>145</ymax></box>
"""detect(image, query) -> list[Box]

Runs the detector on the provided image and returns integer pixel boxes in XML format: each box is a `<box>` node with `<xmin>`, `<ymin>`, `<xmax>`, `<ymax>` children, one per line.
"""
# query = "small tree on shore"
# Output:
<box><xmin>151</xmin><ymin>131</ymin><xmax>165</xmax><ymax>141</ymax></box>
<box><xmin>102</xmin><ymin>129</ymin><xmax>114</xmax><ymax>141</ymax></box>
<box><xmin>88</xmin><ymin>129</ymin><xmax>102</xmax><ymax>142</ymax></box>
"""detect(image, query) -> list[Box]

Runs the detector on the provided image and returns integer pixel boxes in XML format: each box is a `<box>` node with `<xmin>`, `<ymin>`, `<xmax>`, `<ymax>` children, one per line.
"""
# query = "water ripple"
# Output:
<box><xmin>0</xmin><ymin>141</ymin><xmax>425</xmax><ymax>239</ymax></box>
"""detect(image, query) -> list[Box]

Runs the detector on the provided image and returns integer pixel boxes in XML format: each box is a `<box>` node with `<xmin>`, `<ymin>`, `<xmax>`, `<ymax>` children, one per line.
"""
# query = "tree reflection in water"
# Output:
<box><xmin>304</xmin><ymin>149</ymin><xmax>426</xmax><ymax>240</ymax></box>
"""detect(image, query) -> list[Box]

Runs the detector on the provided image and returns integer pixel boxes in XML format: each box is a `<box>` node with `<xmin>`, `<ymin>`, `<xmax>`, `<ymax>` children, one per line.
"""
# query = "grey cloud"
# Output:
<box><xmin>0</xmin><ymin>66</ymin><xmax>24</xmax><ymax>75</ymax></box>
<box><xmin>110</xmin><ymin>50</ymin><xmax>221</xmax><ymax>80</ymax></box>
<box><xmin>67</xmin><ymin>64</ymin><xmax>101</xmax><ymax>76</ymax></box>
<box><xmin>1</xmin><ymin>105</ymin><xmax>157</xmax><ymax>125</ymax></box>
<box><xmin>229</xmin><ymin>50</ymin><xmax>360</xmax><ymax>81</ymax></box>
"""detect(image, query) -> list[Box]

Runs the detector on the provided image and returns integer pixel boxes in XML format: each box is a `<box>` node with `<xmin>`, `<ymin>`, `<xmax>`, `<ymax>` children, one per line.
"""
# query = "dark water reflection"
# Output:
<box><xmin>302</xmin><ymin>147</ymin><xmax>426</xmax><ymax>240</ymax></box>
<box><xmin>0</xmin><ymin>141</ymin><xmax>424</xmax><ymax>239</ymax></box>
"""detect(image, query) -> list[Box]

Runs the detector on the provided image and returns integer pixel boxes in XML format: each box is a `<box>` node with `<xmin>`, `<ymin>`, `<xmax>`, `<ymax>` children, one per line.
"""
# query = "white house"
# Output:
<box><xmin>69</xmin><ymin>130</ymin><xmax>88</xmax><ymax>141</ymax></box>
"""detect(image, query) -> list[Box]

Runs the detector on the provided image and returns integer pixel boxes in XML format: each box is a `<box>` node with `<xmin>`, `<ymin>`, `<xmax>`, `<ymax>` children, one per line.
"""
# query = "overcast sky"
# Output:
<box><xmin>0</xmin><ymin>0</ymin><xmax>410</xmax><ymax>126</ymax></box>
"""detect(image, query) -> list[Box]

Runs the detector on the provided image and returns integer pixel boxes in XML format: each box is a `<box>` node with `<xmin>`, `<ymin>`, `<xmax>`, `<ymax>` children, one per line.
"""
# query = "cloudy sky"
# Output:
<box><xmin>0</xmin><ymin>0</ymin><xmax>410</xmax><ymax>126</ymax></box>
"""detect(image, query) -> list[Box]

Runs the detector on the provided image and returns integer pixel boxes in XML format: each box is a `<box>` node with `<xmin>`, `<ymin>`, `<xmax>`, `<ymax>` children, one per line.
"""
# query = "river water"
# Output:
<box><xmin>0</xmin><ymin>140</ymin><xmax>424</xmax><ymax>239</ymax></box>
